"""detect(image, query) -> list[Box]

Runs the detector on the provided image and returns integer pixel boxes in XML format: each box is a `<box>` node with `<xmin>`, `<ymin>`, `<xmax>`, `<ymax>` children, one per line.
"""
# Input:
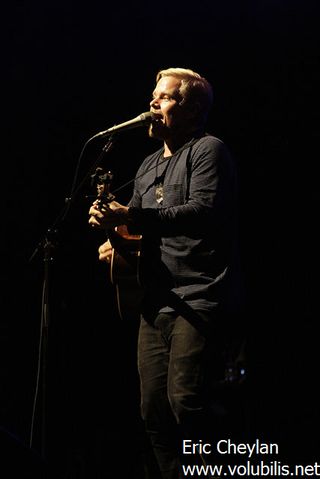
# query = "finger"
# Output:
<box><xmin>100</xmin><ymin>204</ymin><xmax>109</xmax><ymax>213</ymax></box>
<box><xmin>99</xmin><ymin>244</ymin><xmax>111</xmax><ymax>254</ymax></box>
<box><xmin>99</xmin><ymin>254</ymin><xmax>107</xmax><ymax>261</ymax></box>
<box><xmin>89</xmin><ymin>206</ymin><xmax>99</xmax><ymax>216</ymax></box>
<box><xmin>89</xmin><ymin>207</ymin><xmax>105</xmax><ymax>221</ymax></box>
<box><xmin>99</xmin><ymin>255</ymin><xmax>111</xmax><ymax>263</ymax></box>
<box><xmin>89</xmin><ymin>216</ymin><xmax>100</xmax><ymax>227</ymax></box>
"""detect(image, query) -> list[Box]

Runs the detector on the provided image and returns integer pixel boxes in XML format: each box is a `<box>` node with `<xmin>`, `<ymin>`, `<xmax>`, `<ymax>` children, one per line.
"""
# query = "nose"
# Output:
<box><xmin>150</xmin><ymin>97</ymin><xmax>160</xmax><ymax>109</ymax></box>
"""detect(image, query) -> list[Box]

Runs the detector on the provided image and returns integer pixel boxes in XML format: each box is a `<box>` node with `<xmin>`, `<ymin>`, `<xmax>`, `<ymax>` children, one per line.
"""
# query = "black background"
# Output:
<box><xmin>1</xmin><ymin>0</ymin><xmax>319</xmax><ymax>477</ymax></box>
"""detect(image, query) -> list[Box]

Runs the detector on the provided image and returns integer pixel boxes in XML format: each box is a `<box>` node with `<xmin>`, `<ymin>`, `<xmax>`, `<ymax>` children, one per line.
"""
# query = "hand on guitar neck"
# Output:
<box><xmin>88</xmin><ymin>166</ymin><xmax>130</xmax><ymax>230</ymax></box>
<box><xmin>88</xmin><ymin>199</ymin><xmax>130</xmax><ymax>230</ymax></box>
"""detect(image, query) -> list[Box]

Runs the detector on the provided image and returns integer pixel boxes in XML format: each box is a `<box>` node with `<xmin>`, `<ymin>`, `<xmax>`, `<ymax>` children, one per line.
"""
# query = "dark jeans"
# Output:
<box><xmin>137</xmin><ymin>312</ymin><xmax>223</xmax><ymax>479</ymax></box>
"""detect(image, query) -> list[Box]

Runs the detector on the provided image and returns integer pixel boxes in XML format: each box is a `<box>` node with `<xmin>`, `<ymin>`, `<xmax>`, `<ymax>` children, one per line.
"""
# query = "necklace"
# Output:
<box><xmin>155</xmin><ymin>150</ymin><xmax>171</xmax><ymax>205</ymax></box>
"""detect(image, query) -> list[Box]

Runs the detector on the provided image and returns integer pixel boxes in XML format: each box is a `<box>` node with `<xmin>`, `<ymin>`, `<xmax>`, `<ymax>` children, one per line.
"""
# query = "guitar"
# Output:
<box><xmin>92</xmin><ymin>167</ymin><xmax>144</xmax><ymax>321</ymax></box>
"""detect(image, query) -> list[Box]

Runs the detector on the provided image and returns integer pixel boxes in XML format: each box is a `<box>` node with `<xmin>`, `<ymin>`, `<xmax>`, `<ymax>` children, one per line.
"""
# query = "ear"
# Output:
<box><xmin>185</xmin><ymin>101</ymin><xmax>201</xmax><ymax>122</ymax></box>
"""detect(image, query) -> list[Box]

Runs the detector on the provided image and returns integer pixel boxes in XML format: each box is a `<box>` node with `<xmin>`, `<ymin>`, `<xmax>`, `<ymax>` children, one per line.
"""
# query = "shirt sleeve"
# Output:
<box><xmin>128</xmin><ymin>137</ymin><xmax>236</xmax><ymax>237</ymax></box>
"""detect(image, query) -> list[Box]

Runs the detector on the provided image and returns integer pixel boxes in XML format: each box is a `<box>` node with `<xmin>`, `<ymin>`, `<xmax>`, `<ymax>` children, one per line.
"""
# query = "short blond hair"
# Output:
<box><xmin>156</xmin><ymin>67</ymin><xmax>213</xmax><ymax>126</ymax></box>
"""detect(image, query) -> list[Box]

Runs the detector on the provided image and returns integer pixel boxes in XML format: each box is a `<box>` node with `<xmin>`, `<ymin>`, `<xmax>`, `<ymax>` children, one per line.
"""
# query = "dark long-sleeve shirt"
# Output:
<box><xmin>128</xmin><ymin>133</ymin><xmax>242</xmax><ymax>316</ymax></box>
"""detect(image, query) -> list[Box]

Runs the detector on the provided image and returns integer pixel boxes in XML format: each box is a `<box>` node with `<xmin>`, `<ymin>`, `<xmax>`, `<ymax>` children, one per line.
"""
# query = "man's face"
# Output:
<box><xmin>149</xmin><ymin>76</ymin><xmax>191</xmax><ymax>139</ymax></box>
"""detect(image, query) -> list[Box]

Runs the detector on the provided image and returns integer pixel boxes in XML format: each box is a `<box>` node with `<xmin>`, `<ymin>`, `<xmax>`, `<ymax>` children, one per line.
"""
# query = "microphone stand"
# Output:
<box><xmin>28</xmin><ymin>136</ymin><xmax>116</xmax><ymax>462</ymax></box>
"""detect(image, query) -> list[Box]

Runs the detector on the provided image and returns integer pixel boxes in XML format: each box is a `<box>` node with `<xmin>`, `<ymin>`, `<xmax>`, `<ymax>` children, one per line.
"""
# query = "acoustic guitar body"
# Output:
<box><xmin>109</xmin><ymin>225</ymin><xmax>144</xmax><ymax>321</ymax></box>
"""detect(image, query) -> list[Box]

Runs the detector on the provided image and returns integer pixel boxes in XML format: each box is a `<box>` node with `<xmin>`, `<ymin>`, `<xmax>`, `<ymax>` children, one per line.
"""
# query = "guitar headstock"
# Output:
<box><xmin>91</xmin><ymin>167</ymin><xmax>115</xmax><ymax>203</ymax></box>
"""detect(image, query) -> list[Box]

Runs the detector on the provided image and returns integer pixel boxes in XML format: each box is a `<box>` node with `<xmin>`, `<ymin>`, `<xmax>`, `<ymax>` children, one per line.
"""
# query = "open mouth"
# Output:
<box><xmin>151</xmin><ymin>112</ymin><xmax>163</xmax><ymax>123</ymax></box>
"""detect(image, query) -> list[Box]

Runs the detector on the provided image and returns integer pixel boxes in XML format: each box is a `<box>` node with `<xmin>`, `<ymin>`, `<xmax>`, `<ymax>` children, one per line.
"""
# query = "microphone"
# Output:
<box><xmin>95</xmin><ymin>111</ymin><xmax>153</xmax><ymax>138</ymax></box>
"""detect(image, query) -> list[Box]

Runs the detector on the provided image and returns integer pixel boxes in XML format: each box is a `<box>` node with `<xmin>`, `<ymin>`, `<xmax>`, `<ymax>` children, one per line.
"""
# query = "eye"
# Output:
<box><xmin>162</xmin><ymin>94</ymin><xmax>173</xmax><ymax>101</ymax></box>
<box><xmin>151</xmin><ymin>93</ymin><xmax>175</xmax><ymax>103</ymax></box>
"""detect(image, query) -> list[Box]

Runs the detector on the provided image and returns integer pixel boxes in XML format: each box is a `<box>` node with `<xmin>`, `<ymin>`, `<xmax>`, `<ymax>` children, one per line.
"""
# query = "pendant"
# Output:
<box><xmin>155</xmin><ymin>183</ymin><xmax>164</xmax><ymax>204</ymax></box>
